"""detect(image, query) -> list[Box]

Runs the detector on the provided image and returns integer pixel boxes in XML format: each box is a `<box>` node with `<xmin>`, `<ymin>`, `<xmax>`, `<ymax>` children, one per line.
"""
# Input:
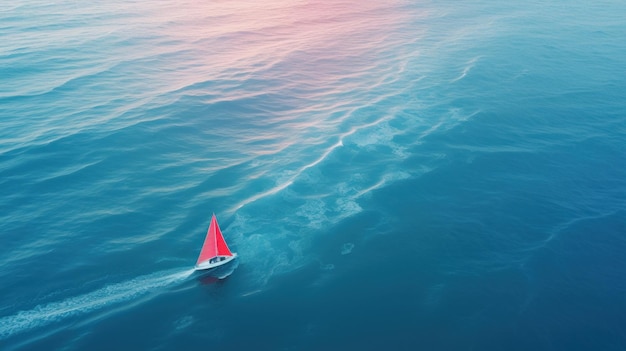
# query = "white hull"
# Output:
<box><xmin>195</xmin><ymin>253</ymin><xmax>237</xmax><ymax>271</ymax></box>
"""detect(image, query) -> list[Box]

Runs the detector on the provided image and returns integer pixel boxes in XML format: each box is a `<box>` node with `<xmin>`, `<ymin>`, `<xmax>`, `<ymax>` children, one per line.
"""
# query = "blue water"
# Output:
<box><xmin>2</xmin><ymin>0</ymin><xmax>626</xmax><ymax>349</ymax></box>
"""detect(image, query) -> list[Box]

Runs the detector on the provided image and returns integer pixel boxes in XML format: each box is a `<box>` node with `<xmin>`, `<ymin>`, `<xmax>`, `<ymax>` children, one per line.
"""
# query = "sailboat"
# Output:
<box><xmin>195</xmin><ymin>214</ymin><xmax>237</xmax><ymax>271</ymax></box>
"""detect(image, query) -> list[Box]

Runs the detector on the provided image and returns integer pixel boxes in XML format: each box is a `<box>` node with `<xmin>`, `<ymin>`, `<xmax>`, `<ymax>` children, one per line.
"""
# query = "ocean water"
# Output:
<box><xmin>1</xmin><ymin>0</ymin><xmax>626</xmax><ymax>349</ymax></box>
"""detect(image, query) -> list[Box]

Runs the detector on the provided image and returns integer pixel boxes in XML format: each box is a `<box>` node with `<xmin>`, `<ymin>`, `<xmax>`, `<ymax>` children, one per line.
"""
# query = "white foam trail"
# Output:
<box><xmin>0</xmin><ymin>267</ymin><xmax>195</xmax><ymax>340</ymax></box>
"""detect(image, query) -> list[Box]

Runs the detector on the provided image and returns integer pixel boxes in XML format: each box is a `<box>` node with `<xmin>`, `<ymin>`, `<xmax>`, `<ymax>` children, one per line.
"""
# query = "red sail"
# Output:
<box><xmin>196</xmin><ymin>214</ymin><xmax>233</xmax><ymax>265</ymax></box>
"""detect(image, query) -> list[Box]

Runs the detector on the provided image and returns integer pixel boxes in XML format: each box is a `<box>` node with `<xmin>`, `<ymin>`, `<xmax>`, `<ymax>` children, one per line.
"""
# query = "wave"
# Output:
<box><xmin>0</xmin><ymin>267</ymin><xmax>195</xmax><ymax>340</ymax></box>
<box><xmin>450</xmin><ymin>56</ymin><xmax>481</xmax><ymax>83</ymax></box>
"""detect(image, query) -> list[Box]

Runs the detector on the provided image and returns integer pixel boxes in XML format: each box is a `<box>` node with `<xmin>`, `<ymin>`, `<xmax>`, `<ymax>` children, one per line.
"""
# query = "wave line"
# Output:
<box><xmin>228</xmin><ymin>115</ymin><xmax>392</xmax><ymax>213</ymax></box>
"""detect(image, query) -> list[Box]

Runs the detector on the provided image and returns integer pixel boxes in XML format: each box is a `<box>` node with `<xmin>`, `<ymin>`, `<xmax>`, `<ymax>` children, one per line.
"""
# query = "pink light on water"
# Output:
<box><xmin>145</xmin><ymin>0</ymin><xmax>421</xmax><ymax>83</ymax></box>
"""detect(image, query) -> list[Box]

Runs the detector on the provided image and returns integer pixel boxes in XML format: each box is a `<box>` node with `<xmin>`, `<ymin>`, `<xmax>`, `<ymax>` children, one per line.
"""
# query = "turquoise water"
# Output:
<box><xmin>2</xmin><ymin>0</ymin><xmax>626</xmax><ymax>349</ymax></box>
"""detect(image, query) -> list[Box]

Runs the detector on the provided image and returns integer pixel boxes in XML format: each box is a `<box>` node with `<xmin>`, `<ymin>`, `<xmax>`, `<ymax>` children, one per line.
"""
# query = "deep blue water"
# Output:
<box><xmin>2</xmin><ymin>0</ymin><xmax>626</xmax><ymax>350</ymax></box>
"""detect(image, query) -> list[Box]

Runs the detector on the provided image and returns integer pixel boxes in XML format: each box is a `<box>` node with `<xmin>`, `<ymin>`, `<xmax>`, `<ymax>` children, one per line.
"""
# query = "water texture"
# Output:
<box><xmin>1</xmin><ymin>0</ymin><xmax>626</xmax><ymax>349</ymax></box>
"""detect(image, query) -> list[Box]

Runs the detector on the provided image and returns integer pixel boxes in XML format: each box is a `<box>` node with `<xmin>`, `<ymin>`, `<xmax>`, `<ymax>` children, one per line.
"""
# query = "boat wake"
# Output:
<box><xmin>0</xmin><ymin>267</ymin><xmax>196</xmax><ymax>340</ymax></box>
